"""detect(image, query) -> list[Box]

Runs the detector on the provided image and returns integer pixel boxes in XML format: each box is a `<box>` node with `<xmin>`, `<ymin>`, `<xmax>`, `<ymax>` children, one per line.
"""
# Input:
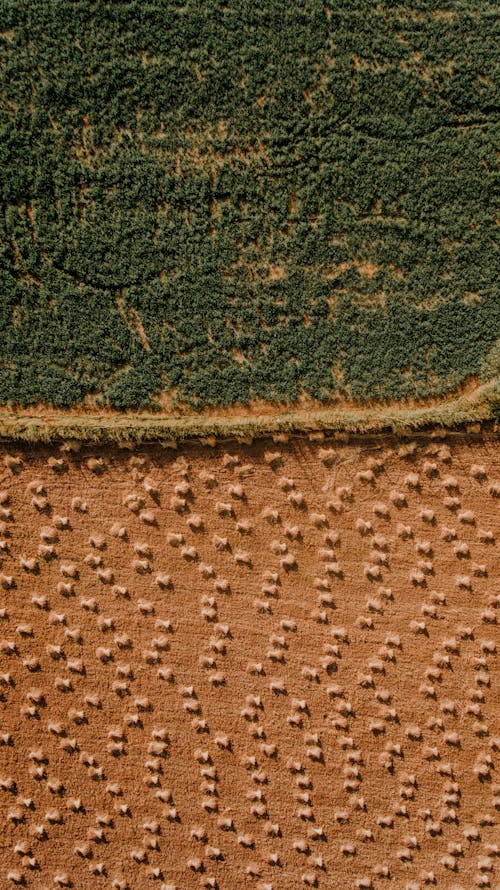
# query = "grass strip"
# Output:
<box><xmin>0</xmin><ymin>380</ymin><xmax>498</xmax><ymax>446</ymax></box>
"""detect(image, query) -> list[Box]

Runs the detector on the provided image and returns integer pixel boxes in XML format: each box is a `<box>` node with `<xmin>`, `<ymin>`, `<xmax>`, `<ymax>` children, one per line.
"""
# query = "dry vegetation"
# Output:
<box><xmin>0</xmin><ymin>378</ymin><xmax>498</xmax><ymax>447</ymax></box>
<box><xmin>0</xmin><ymin>431</ymin><xmax>498</xmax><ymax>889</ymax></box>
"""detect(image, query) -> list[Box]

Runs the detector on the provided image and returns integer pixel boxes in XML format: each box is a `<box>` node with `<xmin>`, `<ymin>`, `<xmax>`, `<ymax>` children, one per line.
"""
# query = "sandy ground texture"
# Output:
<box><xmin>0</xmin><ymin>432</ymin><xmax>498</xmax><ymax>890</ymax></box>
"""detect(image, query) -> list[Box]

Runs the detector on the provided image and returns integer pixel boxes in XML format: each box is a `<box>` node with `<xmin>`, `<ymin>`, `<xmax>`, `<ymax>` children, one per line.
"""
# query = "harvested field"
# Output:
<box><xmin>0</xmin><ymin>431</ymin><xmax>498</xmax><ymax>889</ymax></box>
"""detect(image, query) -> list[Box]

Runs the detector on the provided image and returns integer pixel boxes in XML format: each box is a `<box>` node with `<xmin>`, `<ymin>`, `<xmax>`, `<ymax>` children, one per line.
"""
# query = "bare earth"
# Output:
<box><xmin>0</xmin><ymin>432</ymin><xmax>498</xmax><ymax>890</ymax></box>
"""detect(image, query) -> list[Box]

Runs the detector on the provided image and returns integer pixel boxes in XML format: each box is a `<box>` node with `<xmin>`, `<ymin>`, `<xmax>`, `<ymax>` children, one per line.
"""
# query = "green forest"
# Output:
<box><xmin>0</xmin><ymin>1</ymin><xmax>498</xmax><ymax>411</ymax></box>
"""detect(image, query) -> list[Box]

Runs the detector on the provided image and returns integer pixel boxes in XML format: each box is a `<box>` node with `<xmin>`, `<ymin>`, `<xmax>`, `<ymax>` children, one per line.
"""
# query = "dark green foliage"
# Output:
<box><xmin>1</xmin><ymin>1</ymin><xmax>498</xmax><ymax>410</ymax></box>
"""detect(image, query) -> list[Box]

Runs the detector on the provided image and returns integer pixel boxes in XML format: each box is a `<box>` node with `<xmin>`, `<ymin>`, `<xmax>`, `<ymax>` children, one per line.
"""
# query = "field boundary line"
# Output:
<box><xmin>0</xmin><ymin>379</ymin><xmax>498</xmax><ymax>445</ymax></box>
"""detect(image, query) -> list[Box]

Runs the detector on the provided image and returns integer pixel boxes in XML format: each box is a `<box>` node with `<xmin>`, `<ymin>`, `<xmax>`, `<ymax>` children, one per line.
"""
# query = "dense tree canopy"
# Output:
<box><xmin>1</xmin><ymin>1</ymin><xmax>498</xmax><ymax>409</ymax></box>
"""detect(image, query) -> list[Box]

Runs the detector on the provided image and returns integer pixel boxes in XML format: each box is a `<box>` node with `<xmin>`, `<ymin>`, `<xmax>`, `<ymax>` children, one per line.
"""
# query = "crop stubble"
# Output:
<box><xmin>0</xmin><ymin>432</ymin><xmax>498</xmax><ymax>889</ymax></box>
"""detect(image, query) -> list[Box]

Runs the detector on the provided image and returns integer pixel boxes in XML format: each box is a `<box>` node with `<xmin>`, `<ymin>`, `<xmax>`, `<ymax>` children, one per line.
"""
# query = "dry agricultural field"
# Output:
<box><xmin>0</xmin><ymin>431</ymin><xmax>498</xmax><ymax>889</ymax></box>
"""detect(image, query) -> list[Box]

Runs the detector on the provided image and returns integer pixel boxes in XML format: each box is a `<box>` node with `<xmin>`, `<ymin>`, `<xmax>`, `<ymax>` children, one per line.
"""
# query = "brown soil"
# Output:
<box><xmin>0</xmin><ymin>433</ymin><xmax>498</xmax><ymax>890</ymax></box>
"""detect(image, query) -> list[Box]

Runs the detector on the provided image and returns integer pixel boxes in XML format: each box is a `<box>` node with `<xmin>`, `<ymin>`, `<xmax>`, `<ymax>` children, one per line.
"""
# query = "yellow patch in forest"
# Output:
<box><xmin>354</xmin><ymin>260</ymin><xmax>380</xmax><ymax>278</ymax></box>
<box><xmin>323</xmin><ymin>262</ymin><xmax>350</xmax><ymax>280</ymax></box>
<box><xmin>140</xmin><ymin>51</ymin><xmax>162</xmax><ymax>67</ymax></box>
<box><xmin>115</xmin><ymin>295</ymin><xmax>151</xmax><ymax>352</ymax></box>
<box><xmin>268</xmin><ymin>264</ymin><xmax>286</xmax><ymax>281</ymax></box>
<box><xmin>231</xmin><ymin>348</ymin><xmax>249</xmax><ymax>366</ymax></box>
<box><xmin>462</xmin><ymin>292</ymin><xmax>482</xmax><ymax>305</ymax></box>
<box><xmin>432</xmin><ymin>8</ymin><xmax>454</xmax><ymax>20</ymax></box>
